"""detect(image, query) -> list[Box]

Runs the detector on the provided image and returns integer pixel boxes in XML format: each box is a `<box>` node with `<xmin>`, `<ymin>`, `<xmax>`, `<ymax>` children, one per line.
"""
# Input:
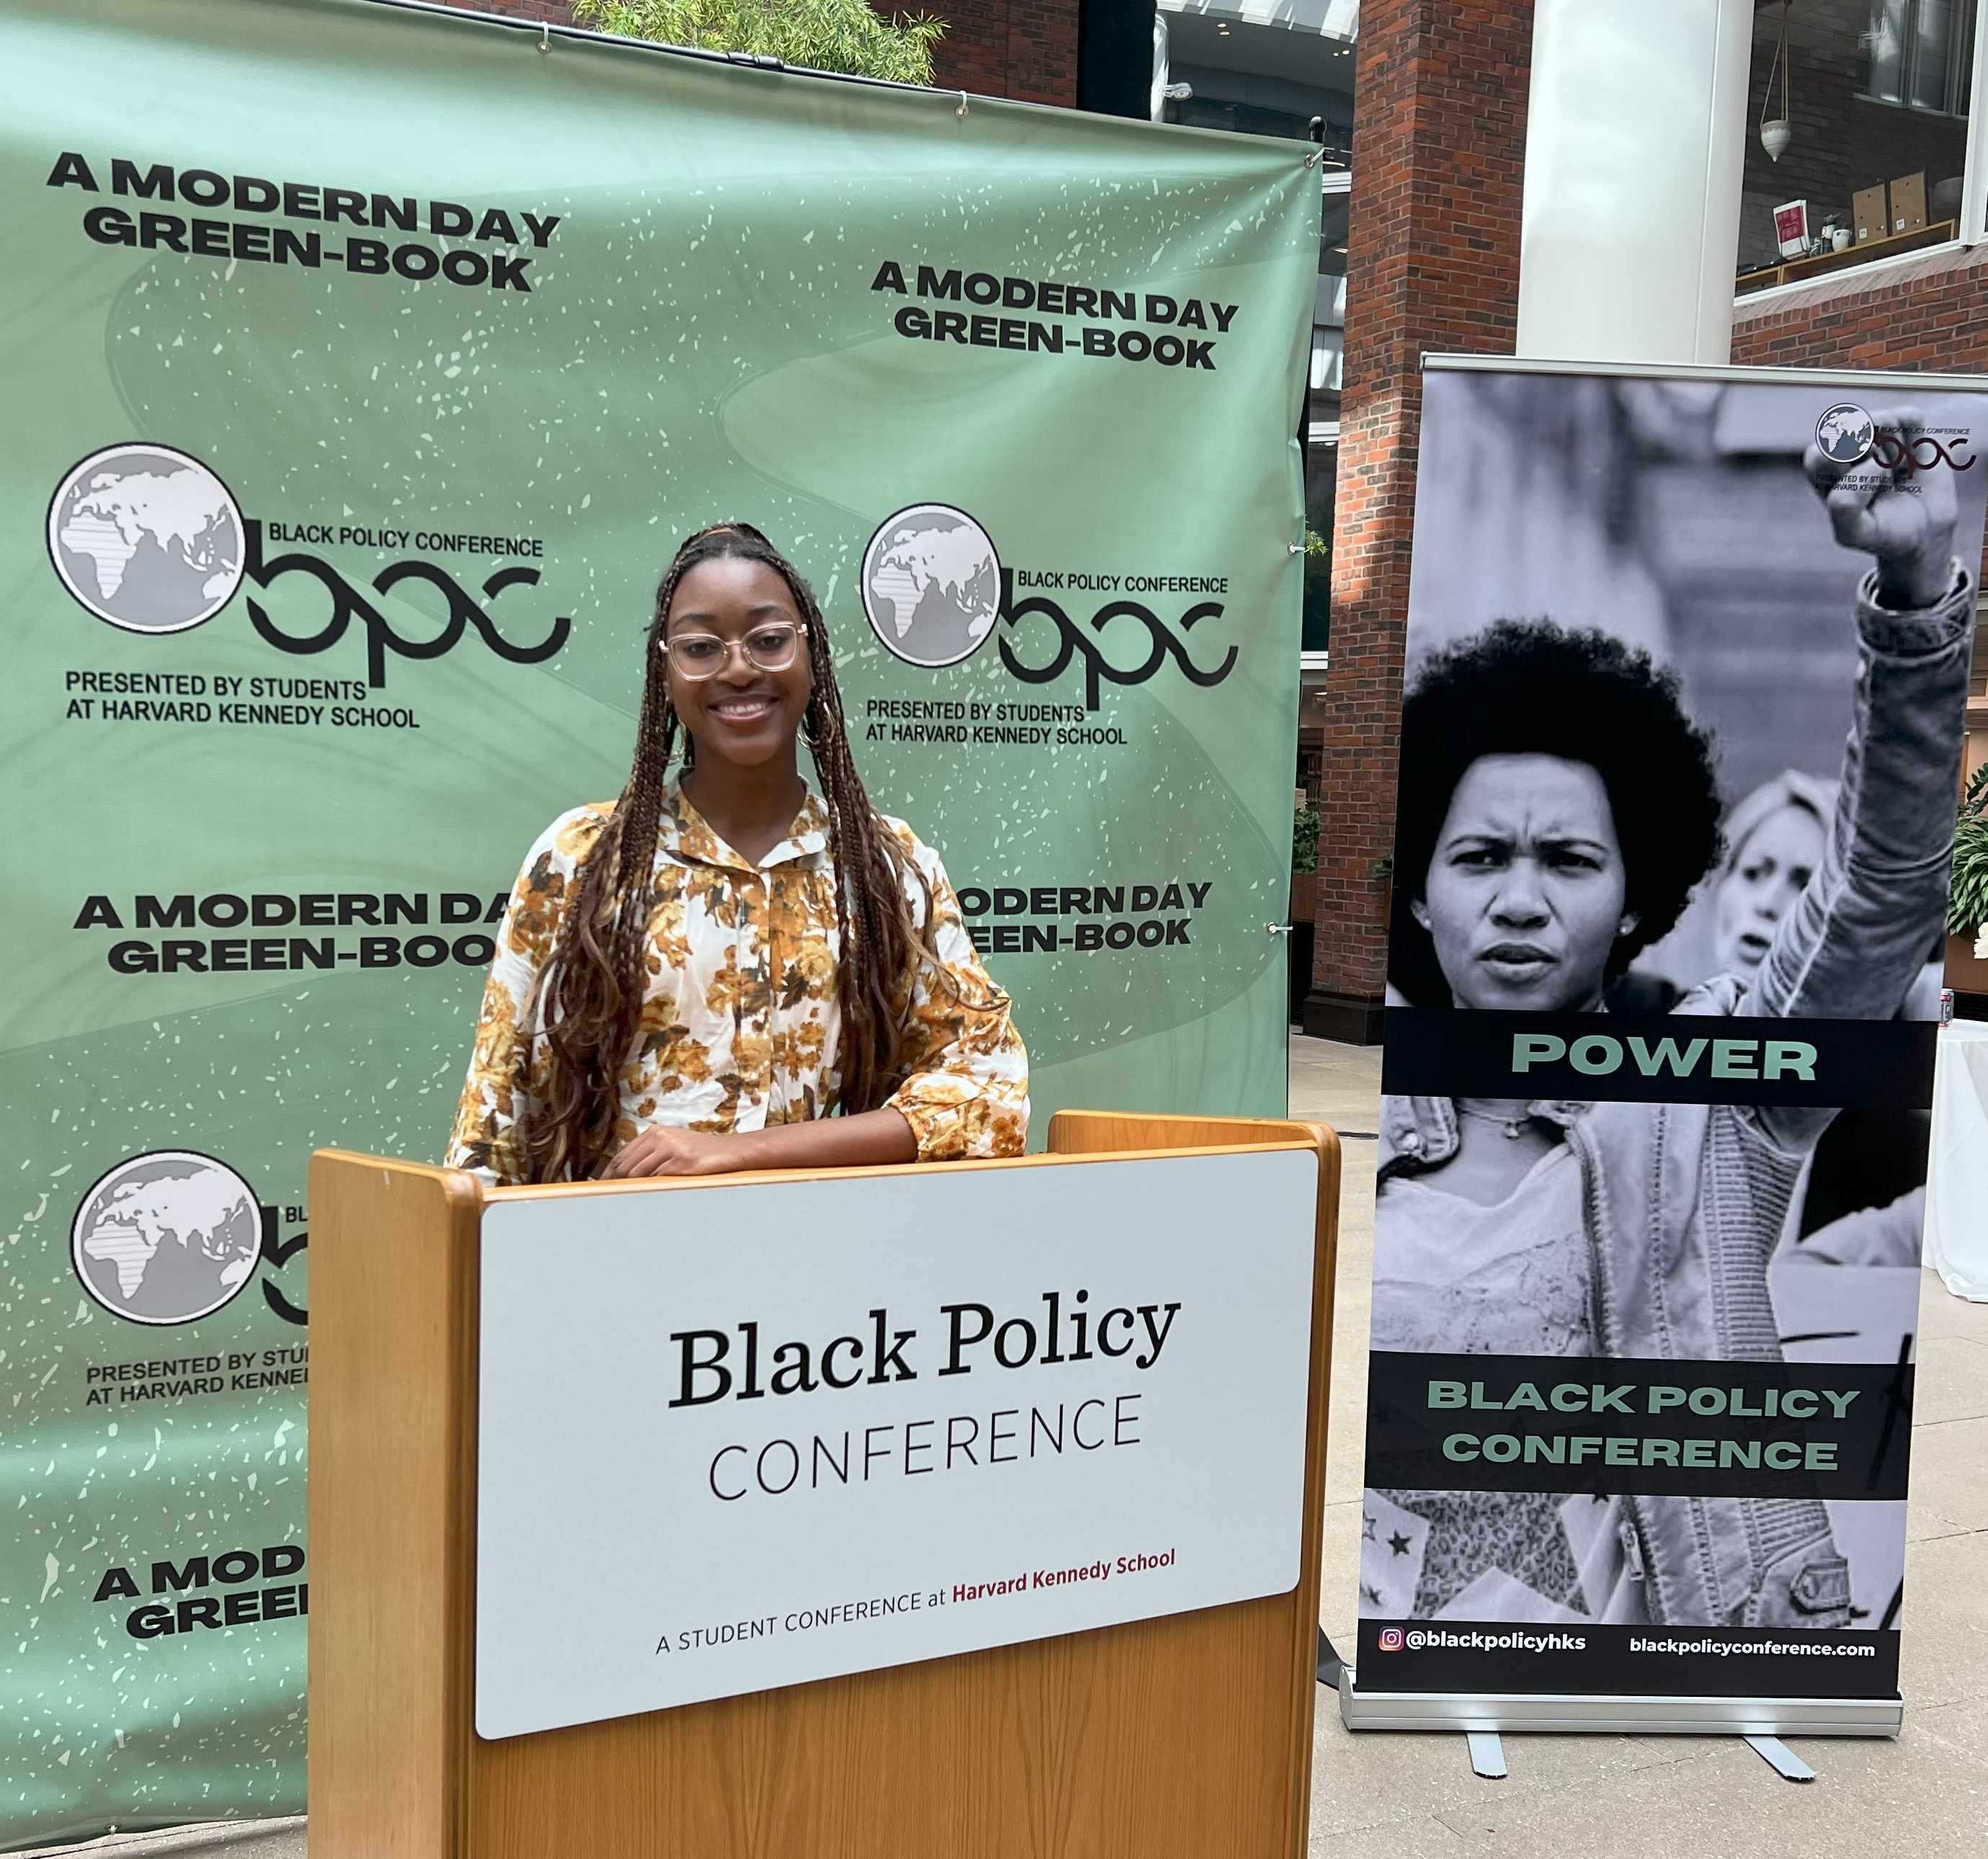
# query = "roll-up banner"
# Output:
<box><xmin>1345</xmin><ymin>357</ymin><xmax>1988</xmax><ymax>1736</ymax></box>
<box><xmin>0</xmin><ymin>0</ymin><xmax>1318</xmax><ymax>1840</ymax></box>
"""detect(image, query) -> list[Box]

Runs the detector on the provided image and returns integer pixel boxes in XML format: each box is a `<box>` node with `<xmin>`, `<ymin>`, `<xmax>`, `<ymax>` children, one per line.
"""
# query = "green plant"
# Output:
<box><xmin>1949</xmin><ymin>762</ymin><xmax>1988</xmax><ymax>936</ymax></box>
<box><xmin>1301</xmin><ymin>526</ymin><xmax>1331</xmax><ymax>651</ymax></box>
<box><xmin>1292</xmin><ymin>804</ymin><xmax>1320</xmax><ymax>874</ymax></box>
<box><xmin>574</xmin><ymin>0</ymin><xmax>945</xmax><ymax>84</ymax></box>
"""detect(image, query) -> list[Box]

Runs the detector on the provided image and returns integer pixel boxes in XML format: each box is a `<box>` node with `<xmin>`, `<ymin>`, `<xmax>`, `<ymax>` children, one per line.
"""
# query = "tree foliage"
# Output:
<box><xmin>574</xmin><ymin>0</ymin><xmax>945</xmax><ymax>85</ymax></box>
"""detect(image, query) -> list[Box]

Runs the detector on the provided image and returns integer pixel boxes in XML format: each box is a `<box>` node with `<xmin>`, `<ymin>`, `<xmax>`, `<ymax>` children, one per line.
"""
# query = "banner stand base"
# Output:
<box><xmin>1338</xmin><ymin>1668</ymin><xmax>1902</xmax><ymax>1738</ymax></box>
<box><xmin>1465</xmin><ymin>1731</ymin><xmax>1508</xmax><ymax>1778</ymax></box>
<box><xmin>1744</xmin><ymin>1734</ymin><xmax>1819</xmax><ymax>1780</ymax></box>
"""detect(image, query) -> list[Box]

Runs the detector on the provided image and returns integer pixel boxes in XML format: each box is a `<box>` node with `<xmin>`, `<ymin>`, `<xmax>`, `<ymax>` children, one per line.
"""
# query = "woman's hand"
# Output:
<box><xmin>1806</xmin><ymin>405</ymin><xmax>1958</xmax><ymax>609</ymax></box>
<box><xmin>593</xmin><ymin>1110</ymin><xmax>919</xmax><ymax>1181</ymax></box>
<box><xmin>597</xmin><ymin>1125</ymin><xmax>745</xmax><ymax>1180</ymax></box>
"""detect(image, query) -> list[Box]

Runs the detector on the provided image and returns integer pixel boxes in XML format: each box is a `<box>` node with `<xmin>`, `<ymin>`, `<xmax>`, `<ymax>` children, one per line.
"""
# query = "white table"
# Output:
<box><xmin>1924</xmin><ymin>1018</ymin><xmax>1988</xmax><ymax>1301</ymax></box>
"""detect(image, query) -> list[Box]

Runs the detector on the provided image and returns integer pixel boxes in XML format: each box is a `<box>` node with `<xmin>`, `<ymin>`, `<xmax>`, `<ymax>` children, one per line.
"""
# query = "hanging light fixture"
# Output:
<box><xmin>1759</xmin><ymin>0</ymin><xmax>1793</xmax><ymax>161</ymax></box>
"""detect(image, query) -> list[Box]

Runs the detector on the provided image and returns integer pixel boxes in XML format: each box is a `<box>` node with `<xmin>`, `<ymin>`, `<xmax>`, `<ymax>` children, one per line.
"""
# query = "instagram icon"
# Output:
<box><xmin>1376</xmin><ymin>1627</ymin><xmax>1405</xmax><ymax>1652</ymax></box>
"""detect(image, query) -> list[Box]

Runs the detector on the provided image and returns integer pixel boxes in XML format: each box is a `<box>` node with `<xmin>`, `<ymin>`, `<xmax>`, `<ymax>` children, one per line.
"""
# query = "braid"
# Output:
<box><xmin>512</xmin><ymin>520</ymin><xmax>986</xmax><ymax>1181</ymax></box>
<box><xmin>784</xmin><ymin>559</ymin><xmax>926</xmax><ymax>1114</ymax></box>
<box><xmin>514</xmin><ymin>558</ymin><xmax>689</xmax><ymax>1183</ymax></box>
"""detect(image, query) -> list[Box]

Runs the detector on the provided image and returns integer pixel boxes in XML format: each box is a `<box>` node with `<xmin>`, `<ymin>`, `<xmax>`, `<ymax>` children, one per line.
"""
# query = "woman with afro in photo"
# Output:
<box><xmin>1368</xmin><ymin>413</ymin><xmax>1974</xmax><ymax>1632</ymax></box>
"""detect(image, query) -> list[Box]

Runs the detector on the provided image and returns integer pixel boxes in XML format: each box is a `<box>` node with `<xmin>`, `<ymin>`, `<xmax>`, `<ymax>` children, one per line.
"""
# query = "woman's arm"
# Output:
<box><xmin>597</xmin><ymin>1107</ymin><xmax>917</xmax><ymax>1178</ymax></box>
<box><xmin>445</xmin><ymin>808</ymin><xmax>607</xmax><ymax>1183</ymax></box>
<box><xmin>881</xmin><ymin>835</ymin><xmax>1031</xmax><ymax>1159</ymax></box>
<box><xmin>1749</xmin><ymin>409</ymin><xmax>1972</xmax><ymax>1030</ymax></box>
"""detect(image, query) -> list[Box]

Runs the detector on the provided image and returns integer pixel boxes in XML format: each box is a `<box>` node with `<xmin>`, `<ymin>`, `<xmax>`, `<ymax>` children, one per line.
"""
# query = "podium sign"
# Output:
<box><xmin>310</xmin><ymin>1115</ymin><xmax>1338</xmax><ymax>1859</ymax></box>
<box><xmin>476</xmin><ymin>1150</ymin><xmax>1318</xmax><ymax>1738</ymax></box>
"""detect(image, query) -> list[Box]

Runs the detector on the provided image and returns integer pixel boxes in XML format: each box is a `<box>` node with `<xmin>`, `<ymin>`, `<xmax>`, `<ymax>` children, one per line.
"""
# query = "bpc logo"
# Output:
<box><xmin>71</xmin><ymin>1149</ymin><xmax>308</xmax><ymax>1329</ymax></box>
<box><xmin>48</xmin><ymin>442</ymin><xmax>571</xmax><ymax>685</ymax></box>
<box><xmin>1814</xmin><ymin>404</ymin><xmax>1876</xmax><ymax>468</ymax></box>
<box><xmin>1813</xmin><ymin>402</ymin><xmax>1975</xmax><ymax>475</ymax></box>
<box><xmin>1000</xmin><ymin>577</ymin><xmax>1237</xmax><ymax>712</ymax></box>
<box><xmin>243</xmin><ymin>522</ymin><xmax>571</xmax><ymax>689</ymax></box>
<box><xmin>861</xmin><ymin>504</ymin><xmax>1003</xmax><ymax>668</ymax></box>
<box><xmin>71</xmin><ymin>1151</ymin><xmax>264</xmax><ymax>1327</ymax></box>
<box><xmin>47</xmin><ymin>444</ymin><xmax>246</xmax><ymax>633</ymax></box>
<box><xmin>859</xmin><ymin>502</ymin><xmax>1239</xmax><ymax>710</ymax></box>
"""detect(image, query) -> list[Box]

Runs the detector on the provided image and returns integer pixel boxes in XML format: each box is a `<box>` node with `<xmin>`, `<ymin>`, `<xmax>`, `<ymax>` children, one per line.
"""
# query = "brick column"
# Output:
<box><xmin>1303</xmin><ymin>0</ymin><xmax>1534</xmax><ymax>1044</ymax></box>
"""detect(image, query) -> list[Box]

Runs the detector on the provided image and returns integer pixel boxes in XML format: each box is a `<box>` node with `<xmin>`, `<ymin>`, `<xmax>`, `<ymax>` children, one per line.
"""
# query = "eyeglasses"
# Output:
<box><xmin>661</xmin><ymin>623</ymin><xmax>808</xmax><ymax>679</ymax></box>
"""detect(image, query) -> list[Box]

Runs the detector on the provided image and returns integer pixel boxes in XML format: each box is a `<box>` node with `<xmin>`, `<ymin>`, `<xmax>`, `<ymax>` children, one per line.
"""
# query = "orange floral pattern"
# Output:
<box><xmin>446</xmin><ymin>780</ymin><xmax>1029</xmax><ymax>1182</ymax></box>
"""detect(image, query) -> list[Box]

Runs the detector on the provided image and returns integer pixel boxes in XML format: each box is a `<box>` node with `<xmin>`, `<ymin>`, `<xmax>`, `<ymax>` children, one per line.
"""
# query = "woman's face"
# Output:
<box><xmin>1412</xmin><ymin>754</ymin><xmax>1634</xmax><ymax>1013</ymax></box>
<box><xmin>1713</xmin><ymin>806</ymin><xmax>1824</xmax><ymax>976</ymax></box>
<box><xmin>663</xmin><ymin>558</ymin><xmax>814</xmax><ymax>770</ymax></box>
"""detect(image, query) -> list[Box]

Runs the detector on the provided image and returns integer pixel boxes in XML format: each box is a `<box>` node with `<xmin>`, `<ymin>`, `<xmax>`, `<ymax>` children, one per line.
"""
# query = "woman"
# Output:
<box><xmin>1370</xmin><ymin>413</ymin><xmax>1972</xmax><ymax>1630</ymax></box>
<box><xmin>1603</xmin><ymin>770</ymin><xmax>1834</xmax><ymax>1016</ymax></box>
<box><xmin>1712</xmin><ymin>771</ymin><xmax>1832</xmax><ymax>981</ymax></box>
<box><xmin>447</xmin><ymin>521</ymin><xmax>1028</xmax><ymax>1186</ymax></box>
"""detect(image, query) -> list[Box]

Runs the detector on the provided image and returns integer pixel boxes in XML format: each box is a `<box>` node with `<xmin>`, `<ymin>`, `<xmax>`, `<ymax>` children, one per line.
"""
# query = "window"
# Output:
<box><xmin>1310</xmin><ymin>271</ymin><xmax>1345</xmax><ymax>396</ymax></box>
<box><xmin>1866</xmin><ymin>0</ymin><xmax>1907</xmax><ymax>97</ymax></box>
<box><xmin>1863</xmin><ymin>0</ymin><xmax>1974</xmax><ymax>112</ymax></box>
<box><xmin>1737</xmin><ymin>0</ymin><xmax>1985</xmax><ymax>294</ymax></box>
<box><xmin>1303</xmin><ymin>192</ymin><xmax>1347</xmax><ymax>659</ymax></box>
<box><xmin>1309</xmin><ymin>327</ymin><xmax>1343</xmax><ymax>393</ymax></box>
<box><xmin>1301</xmin><ymin>439</ymin><xmax>1334</xmax><ymax>659</ymax></box>
<box><xmin>1156</xmin><ymin>5</ymin><xmax>1352</xmax><ymax>667</ymax></box>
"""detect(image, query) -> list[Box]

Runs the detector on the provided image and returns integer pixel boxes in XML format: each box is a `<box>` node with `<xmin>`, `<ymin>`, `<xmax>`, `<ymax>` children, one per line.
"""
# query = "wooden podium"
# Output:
<box><xmin>308</xmin><ymin>1110</ymin><xmax>1340</xmax><ymax>1858</ymax></box>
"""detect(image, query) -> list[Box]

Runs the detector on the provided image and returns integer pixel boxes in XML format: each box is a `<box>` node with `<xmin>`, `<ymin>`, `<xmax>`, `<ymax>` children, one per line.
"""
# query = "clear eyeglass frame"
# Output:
<box><xmin>661</xmin><ymin>622</ymin><xmax>808</xmax><ymax>679</ymax></box>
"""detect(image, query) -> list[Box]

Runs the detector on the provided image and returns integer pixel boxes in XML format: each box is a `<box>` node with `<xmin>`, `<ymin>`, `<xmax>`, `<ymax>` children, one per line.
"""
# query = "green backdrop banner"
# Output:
<box><xmin>0</xmin><ymin>0</ymin><xmax>1317</xmax><ymax>1842</ymax></box>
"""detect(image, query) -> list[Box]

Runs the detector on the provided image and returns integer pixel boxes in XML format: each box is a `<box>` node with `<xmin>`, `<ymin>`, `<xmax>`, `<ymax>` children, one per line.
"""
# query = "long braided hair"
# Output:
<box><xmin>514</xmin><ymin>522</ymin><xmax>967</xmax><ymax>1184</ymax></box>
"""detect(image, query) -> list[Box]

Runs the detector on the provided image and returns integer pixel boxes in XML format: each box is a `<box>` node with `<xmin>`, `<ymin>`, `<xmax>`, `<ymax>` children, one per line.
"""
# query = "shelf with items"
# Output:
<box><xmin>1737</xmin><ymin>218</ymin><xmax>1960</xmax><ymax>295</ymax></box>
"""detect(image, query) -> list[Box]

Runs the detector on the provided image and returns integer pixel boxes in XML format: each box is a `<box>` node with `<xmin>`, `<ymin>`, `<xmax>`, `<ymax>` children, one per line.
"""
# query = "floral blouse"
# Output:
<box><xmin>445</xmin><ymin>778</ymin><xmax>1030</xmax><ymax>1183</ymax></box>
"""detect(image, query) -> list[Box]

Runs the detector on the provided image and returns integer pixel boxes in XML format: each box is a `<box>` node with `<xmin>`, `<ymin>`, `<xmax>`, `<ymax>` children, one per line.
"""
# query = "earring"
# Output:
<box><xmin>665</xmin><ymin>706</ymin><xmax>695</xmax><ymax>768</ymax></box>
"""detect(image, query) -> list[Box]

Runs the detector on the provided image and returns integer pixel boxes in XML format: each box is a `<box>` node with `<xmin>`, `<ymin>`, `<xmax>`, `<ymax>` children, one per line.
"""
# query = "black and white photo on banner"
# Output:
<box><xmin>1363</xmin><ymin>365</ymin><xmax>1987</xmax><ymax>1646</ymax></box>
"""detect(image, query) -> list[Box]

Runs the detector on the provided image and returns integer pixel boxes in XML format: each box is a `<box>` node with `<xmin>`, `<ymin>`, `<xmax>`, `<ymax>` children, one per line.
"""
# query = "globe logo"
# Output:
<box><xmin>46</xmin><ymin>443</ymin><xmax>245</xmax><ymax>633</ymax></box>
<box><xmin>1814</xmin><ymin>403</ymin><xmax>1875</xmax><ymax>467</ymax></box>
<box><xmin>71</xmin><ymin>1151</ymin><xmax>263</xmax><ymax>1327</ymax></box>
<box><xmin>860</xmin><ymin>504</ymin><xmax>1002</xmax><ymax>669</ymax></box>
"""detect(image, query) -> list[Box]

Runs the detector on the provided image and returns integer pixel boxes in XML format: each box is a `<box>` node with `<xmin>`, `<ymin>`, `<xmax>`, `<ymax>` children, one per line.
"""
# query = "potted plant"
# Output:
<box><xmin>1289</xmin><ymin>802</ymin><xmax>1319</xmax><ymax>924</ymax></box>
<box><xmin>1944</xmin><ymin>764</ymin><xmax>1988</xmax><ymax>1009</ymax></box>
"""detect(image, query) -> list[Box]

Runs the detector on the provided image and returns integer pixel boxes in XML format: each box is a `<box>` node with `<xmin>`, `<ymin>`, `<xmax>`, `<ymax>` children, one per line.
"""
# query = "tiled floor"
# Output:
<box><xmin>1289</xmin><ymin>1035</ymin><xmax>1988</xmax><ymax>1859</ymax></box>
<box><xmin>24</xmin><ymin>1037</ymin><xmax>1987</xmax><ymax>1858</ymax></box>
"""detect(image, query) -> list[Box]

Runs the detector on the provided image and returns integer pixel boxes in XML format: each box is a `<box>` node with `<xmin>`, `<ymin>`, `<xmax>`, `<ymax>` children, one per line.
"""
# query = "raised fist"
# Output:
<box><xmin>1806</xmin><ymin>406</ymin><xmax>1959</xmax><ymax>608</ymax></box>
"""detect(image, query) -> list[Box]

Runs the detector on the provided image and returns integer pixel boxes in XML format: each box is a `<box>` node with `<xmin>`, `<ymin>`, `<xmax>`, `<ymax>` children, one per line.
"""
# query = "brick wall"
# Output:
<box><xmin>1731</xmin><ymin>242</ymin><xmax>1988</xmax><ymax>374</ymax></box>
<box><xmin>915</xmin><ymin>1</ymin><xmax>1079</xmax><ymax>104</ymax></box>
<box><xmin>1302</xmin><ymin>0</ymin><xmax>1533</xmax><ymax>1043</ymax></box>
<box><xmin>440</xmin><ymin>0</ymin><xmax>574</xmax><ymax>22</ymax></box>
<box><xmin>446</xmin><ymin>0</ymin><xmax>1077</xmax><ymax>104</ymax></box>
